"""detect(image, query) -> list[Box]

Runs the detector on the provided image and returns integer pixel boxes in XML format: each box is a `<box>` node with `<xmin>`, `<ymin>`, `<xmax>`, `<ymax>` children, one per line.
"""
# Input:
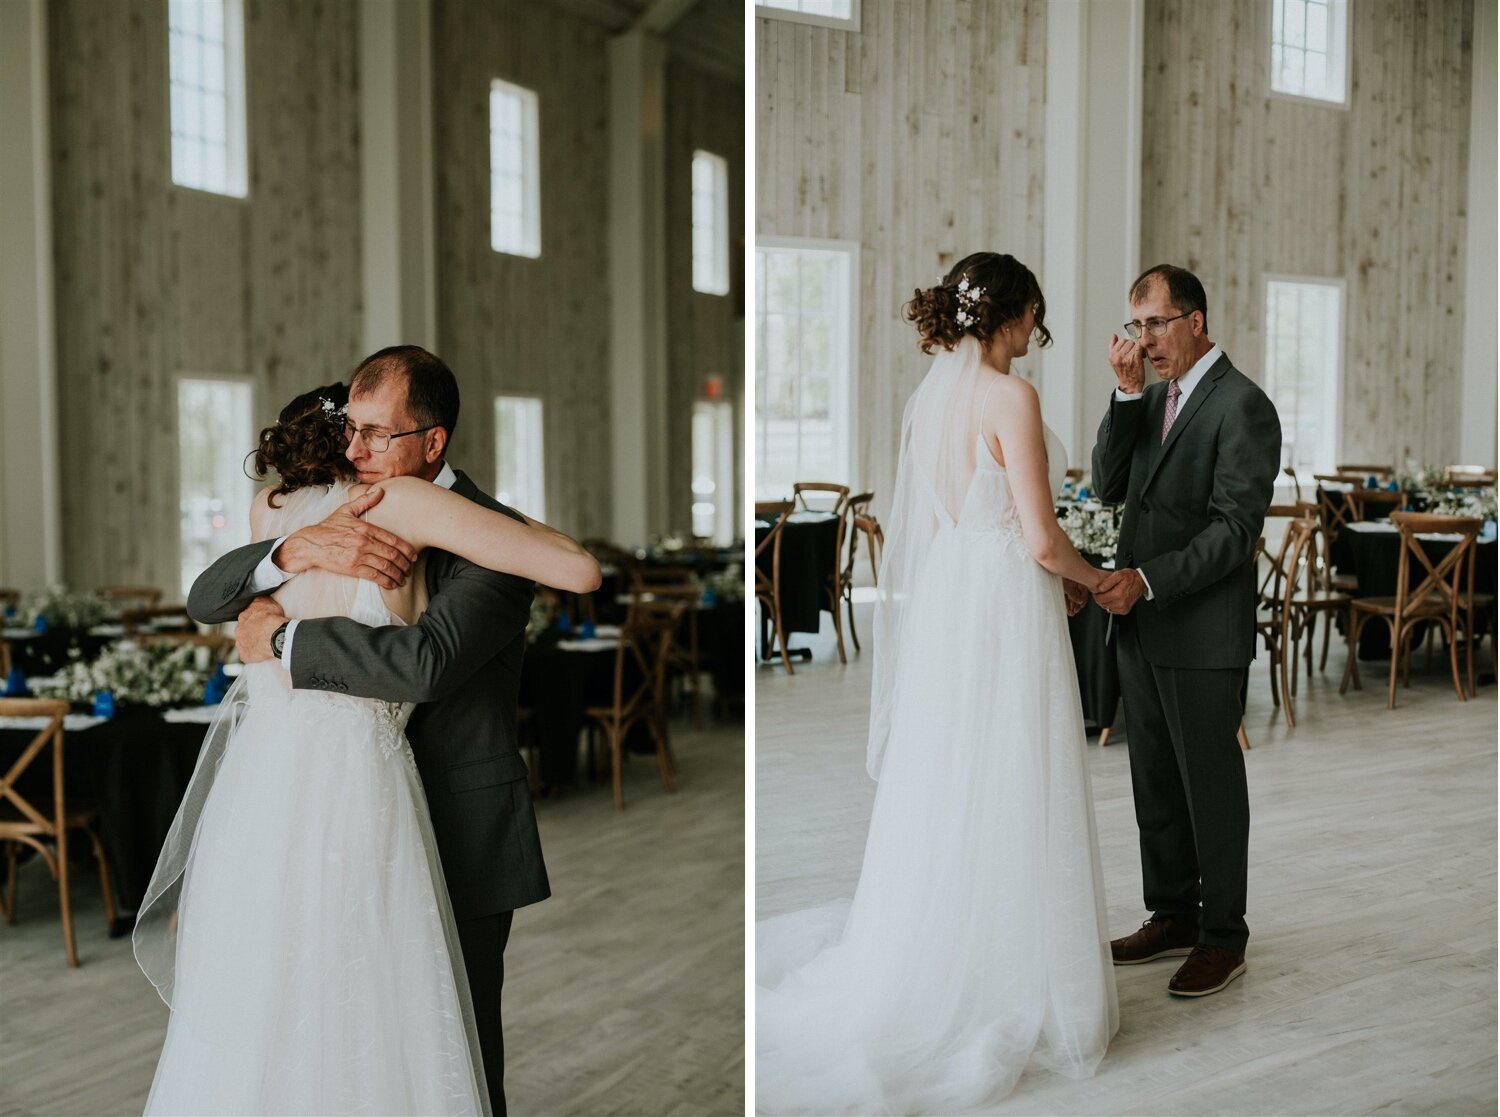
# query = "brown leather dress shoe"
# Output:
<box><xmin>1110</xmin><ymin>918</ymin><xmax>1198</xmax><ymax>965</ymax></box>
<box><xmin>1167</xmin><ymin>945</ymin><xmax>1246</xmax><ymax>996</ymax></box>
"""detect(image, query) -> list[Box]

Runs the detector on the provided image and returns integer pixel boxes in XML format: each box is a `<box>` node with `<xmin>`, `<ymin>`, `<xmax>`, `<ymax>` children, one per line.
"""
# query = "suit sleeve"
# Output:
<box><xmin>287</xmin><ymin>560</ymin><xmax>534</xmax><ymax>705</ymax></box>
<box><xmin>1091</xmin><ymin>392</ymin><xmax>1144</xmax><ymax>503</ymax></box>
<box><xmin>186</xmin><ymin>539</ymin><xmax>280</xmax><ymax>625</ymax></box>
<box><xmin>1137</xmin><ymin>388</ymin><xmax>1282</xmax><ymax>604</ymax></box>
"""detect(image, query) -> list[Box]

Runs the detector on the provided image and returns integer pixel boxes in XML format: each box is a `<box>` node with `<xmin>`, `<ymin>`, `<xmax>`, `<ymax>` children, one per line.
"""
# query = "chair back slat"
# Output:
<box><xmin>0</xmin><ymin>699</ymin><xmax>67</xmax><ymax>834</ymax></box>
<box><xmin>1390</xmin><ymin>512</ymin><xmax>1481</xmax><ymax>617</ymax></box>
<box><xmin>791</xmin><ymin>482</ymin><xmax>851</xmax><ymax>517</ymax></box>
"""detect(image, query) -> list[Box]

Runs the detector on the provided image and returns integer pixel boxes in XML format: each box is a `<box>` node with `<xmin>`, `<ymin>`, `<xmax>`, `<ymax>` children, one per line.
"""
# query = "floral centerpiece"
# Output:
<box><xmin>1427</xmin><ymin>488</ymin><xmax>1498</xmax><ymax>521</ymax></box>
<box><xmin>703</xmin><ymin>565</ymin><xmax>745</xmax><ymax>604</ymax></box>
<box><xmin>30</xmin><ymin>641</ymin><xmax>207</xmax><ymax>709</ymax></box>
<box><xmin>1057</xmin><ymin>504</ymin><xmax>1119</xmax><ymax>561</ymax></box>
<box><xmin>21</xmin><ymin>586</ymin><xmax>110</xmax><ymax>631</ymax></box>
<box><xmin>1391</xmin><ymin>464</ymin><xmax>1446</xmax><ymax>494</ymax></box>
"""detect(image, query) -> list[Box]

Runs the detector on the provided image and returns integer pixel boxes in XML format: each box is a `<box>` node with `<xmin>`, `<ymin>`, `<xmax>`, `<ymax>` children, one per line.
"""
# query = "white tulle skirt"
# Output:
<box><xmin>136</xmin><ymin>664</ymin><xmax>487</xmax><ymax>1116</ymax></box>
<box><xmin>756</xmin><ymin>525</ymin><xmax>1119</xmax><ymax>1116</ymax></box>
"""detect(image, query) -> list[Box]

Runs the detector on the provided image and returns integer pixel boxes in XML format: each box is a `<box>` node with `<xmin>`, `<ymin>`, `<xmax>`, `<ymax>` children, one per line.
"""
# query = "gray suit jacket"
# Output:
<box><xmin>1091</xmin><ymin>353</ymin><xmax>1281</xmax><ymax>669</ymax></box>
<box><xmin>187</xmin><ymin>470</ymin><xmax>549</xmax><ymax>920</ymax></box>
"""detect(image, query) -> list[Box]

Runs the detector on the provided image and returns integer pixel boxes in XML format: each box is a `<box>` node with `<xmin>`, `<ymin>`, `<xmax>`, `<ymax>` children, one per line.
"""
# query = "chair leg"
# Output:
<box><xmin>1386</xmin><ymin>621</ymin><xmax>1402</xmax><ymax>710</ymax></box>
<box><xmin>609</xmin><ymin>725</ymin><xmax>625</xmax><ymax>810</ymax></box>
<box><xmin>1319</xmin><ymin>608</ymin><xmax>1333</xmax><ymax>670</ymax></box>
<box><xmin>1290</xmin><ymin>618</ymin><xmax>1301</xmax><ymax>698</ymax></box>
<box><xmin>86</xmin><ymin>826</ymin><xmax>116</xmax><ymax>924</ymax></box>
<box><xmin>652</xmin><ymin>720</ymin><xmax>676</xmax><ymax>794</ymax></box>
<box><xmin>1237</xmin><ymin>722</ymin><xmax>1251</xmax><ymax>750</ymax></box>
<box><xmin>58</xmin><ymin>829</ymin><xmax>78</xmax><ymax>967</ymax></box>
<box><xmin>1098</xmin><ymin>726</ymin><xmax>1111</xmax><ymax>748</ymax></box>
<box><xmin>1447</xmin><ymin>622</ymin><xmax>1465</xmax><ymax>702</ymax></box>
<box><xmin>829</xmin><ymin>587</ymin><xmax>847</xmax><ymax>665</ymax></box>
<box><xmin>771</xmin><ymin>603</ymin><xmax>795</xmax><ymax>676</ymax></box>
<box><xmin>1268</xmin><ymin>645</ymin><xmax>1281</xmax><ymax>708</ymax></box>
<box><xmin>1279</xmin><ymin>640</ymin><xmax>1295</xmax><ymax>728</ymax></box>
<box><xmin>2</xmin><ymin>841</ymin><xmax>16</xmax><ymax>925</ymax></box>
<box><xmin>847</xmin><ymin>590</ymin><xmax>861</xmax><ymax>652</ymax></box>
<box><xmin>1340</xmin><ymin>613</ymin><xmax>1365</xmax><ymax>693</ymax></box>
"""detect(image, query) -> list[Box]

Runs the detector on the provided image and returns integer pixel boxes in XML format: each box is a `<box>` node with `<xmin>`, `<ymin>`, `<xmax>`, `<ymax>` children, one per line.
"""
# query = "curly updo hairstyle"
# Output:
<box><xmin>903</xmin><ymin>252</ymin><xmax>1053</xmax><ymax>356</ymax></box>
<box><xmin>250</xmin><ymin>382</ymin><xmax>355</xmax><ymax>507</ymax></box>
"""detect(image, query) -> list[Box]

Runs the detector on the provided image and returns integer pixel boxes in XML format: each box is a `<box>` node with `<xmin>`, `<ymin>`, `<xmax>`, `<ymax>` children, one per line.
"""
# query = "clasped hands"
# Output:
<box><xmin>236</xmin><ymin>487</ymin><xmax>418</xmax><ymax>663</ymax></box>
<box><xmin>1062</xmin><ymin>569</ymin><xmax>1147</xmax><ymax>618</ymax></box>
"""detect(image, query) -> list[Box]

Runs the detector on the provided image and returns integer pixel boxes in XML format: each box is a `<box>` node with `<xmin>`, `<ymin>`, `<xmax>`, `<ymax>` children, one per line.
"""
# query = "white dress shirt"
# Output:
<box><xmin>258</xmin><ymin>462</ymin><xmax>458</xmax><ymax>669</ymax></box>
<box><xmin>1111</xmin><ymin>344</ymin><xmax>1223</xmax><ymax>600</ymax></box>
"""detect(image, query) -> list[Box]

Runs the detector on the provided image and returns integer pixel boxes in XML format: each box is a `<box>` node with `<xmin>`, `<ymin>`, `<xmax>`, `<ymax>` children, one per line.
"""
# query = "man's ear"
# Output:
<box><xmin>425</xmin><ymin>426</ymin><xmax>449</xmax><ymax>464</ymax></box>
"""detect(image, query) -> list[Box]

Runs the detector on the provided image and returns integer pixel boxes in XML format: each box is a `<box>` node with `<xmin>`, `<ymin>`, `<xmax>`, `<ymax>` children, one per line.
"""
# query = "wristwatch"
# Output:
<box><xmin>271</xmin><ymin>622</ymin><xmax>289</xmax><ymax>660</ymax></box>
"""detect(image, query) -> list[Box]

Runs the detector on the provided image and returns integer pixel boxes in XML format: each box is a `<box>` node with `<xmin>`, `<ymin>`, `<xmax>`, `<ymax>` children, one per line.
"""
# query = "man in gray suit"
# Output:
<box><xmin>1090</xmin><ymin>266</ymin><xmax>1280</xmax><ymax>998</ymax></box>
<box><xmin>188</xmin><ymin>345</ymin><xmax>546</xmax><ymax>1116</ymax></box>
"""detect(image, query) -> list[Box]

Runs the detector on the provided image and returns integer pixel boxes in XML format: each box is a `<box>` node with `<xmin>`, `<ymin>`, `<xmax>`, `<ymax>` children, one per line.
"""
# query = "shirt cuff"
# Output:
<box><xmin>280</xmin><ymin>619</ymin><xmax>300</xmax><ymax>671</ymax></box>
<box><xmin>1114</xmin><ymin>387</ymin><xmax>1145</xmax><ymax>402</ymax></box>
<box><xmin>250</xmin><ymin>537</ymin><xmax>292</xmax><ymax>592</ymax></box>
<box><xmin>1136</xmin><ymin>568</ymin><xmax>1155</xmax><ymax>601</ymax></box>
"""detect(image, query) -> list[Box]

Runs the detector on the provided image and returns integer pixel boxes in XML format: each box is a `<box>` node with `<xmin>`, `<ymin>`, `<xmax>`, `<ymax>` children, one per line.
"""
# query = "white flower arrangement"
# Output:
<box><xmin>703</xmin><ymin>566</ymin><xmax>745</xmax><ymax>604</ymax></box>
<box><xmin>22</xmin><ymin>586</ymin><xmax>110</xmax><ymax>631</ymax></box>
<box><xmin>1057</xmin><ymin>504</ymin><xmax>1119</xmax><ymax>560</ymax></box>
<box><xmin>30</xmin><ymin>641</ymin><xmax>208</xmax><ymax>708</ymax></box>
<box><xmin>1428</xmin><ymin>488</ymin><xmax>1497</xmax><ymax>521</ymax></box>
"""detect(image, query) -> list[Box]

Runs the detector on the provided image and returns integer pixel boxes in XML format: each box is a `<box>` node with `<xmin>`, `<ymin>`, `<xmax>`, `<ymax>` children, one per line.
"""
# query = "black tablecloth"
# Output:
<box><xmin>1069</xmin><ymin>554</ymin><xmax>1120</xmax><ymax>731</ymax></box>
<box><xmin>3</xmin><ymin>628</ymin><xmax>112</xmax><ymax>677</ymax></box>
<box><xmin>1341</xmin><ymin>525</ymin><xmax>1497</xmax><ymax>658</ymax></box>
<box><xmin>755</xmin><ymin>513</ymin><xmax>840</xmax><ymax>637</ymax></box>
<box><xmin>0</xmin><ymin>706</ymin><xmax>207</xmax><ymax>914</ymax></box>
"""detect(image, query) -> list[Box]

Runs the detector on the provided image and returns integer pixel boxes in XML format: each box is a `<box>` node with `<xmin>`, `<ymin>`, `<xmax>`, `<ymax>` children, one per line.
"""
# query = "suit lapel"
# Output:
<box><xmin>1142</xmin><ymin>354</ymin><xmax>1231</xmax><ymax>494</ymax></box>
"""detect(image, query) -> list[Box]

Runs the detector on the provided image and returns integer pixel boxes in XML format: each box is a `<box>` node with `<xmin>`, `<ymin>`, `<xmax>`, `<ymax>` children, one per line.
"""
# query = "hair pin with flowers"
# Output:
<box><xmin>319</xmin><ymin>397</ymin><xmax>349</xmax><ymax>424</ymax></box>
<box><xmin>954</xmin><ymin>276</ymin><xmax>985</xmax><ymax>328</ymax></box>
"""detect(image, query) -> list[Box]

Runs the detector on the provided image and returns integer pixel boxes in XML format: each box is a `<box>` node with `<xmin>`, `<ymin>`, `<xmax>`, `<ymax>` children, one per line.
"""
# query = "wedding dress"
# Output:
<box><xmin>756</xmin><ymin>337</ymin><xmax>1118</xmax><ymax>1115</ymax></box>
<box><xmin>134</xmin><ymin>483</ymin><xmax>488</xmax><ymax>1116</ymax></box>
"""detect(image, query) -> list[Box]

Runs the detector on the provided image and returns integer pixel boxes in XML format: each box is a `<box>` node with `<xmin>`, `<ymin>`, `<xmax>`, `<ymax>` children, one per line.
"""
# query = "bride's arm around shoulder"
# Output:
<box><xmin>355</xmin><ymin>475</ymin><xmax>602</xmax><ymax>594</ymax></box>
<box><xmin>989</xmin><ymin>376</ymin><xmax>1102</xmax><ymax>591</ymax></box>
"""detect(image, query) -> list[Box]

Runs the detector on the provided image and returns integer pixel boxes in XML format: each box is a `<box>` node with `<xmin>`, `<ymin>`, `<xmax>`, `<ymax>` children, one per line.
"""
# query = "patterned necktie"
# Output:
<box><xmin>1161</xmin><ymin>380</ymin><xmax>1182</xmax><ymax>445</ymax></box>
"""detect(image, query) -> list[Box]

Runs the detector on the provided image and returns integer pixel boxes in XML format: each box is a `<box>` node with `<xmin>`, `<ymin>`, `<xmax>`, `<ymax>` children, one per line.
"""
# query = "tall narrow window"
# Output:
<box><xmin>756</xmin><ymin>0</ymin><xmax>860</xmax><ymax>32</ymax></box>
<box><xmin>495</xmin><ymin>396</ymin><xmax>546</xmax><ymax>519</ymax></box>
<box><xmin>755</xmin><ymin>241</ymin><xmax>856</xmax><ymax>499</ymax></box>
<box><xmin>1263</xmin><ymin>277</ymin><xmax>1343</xmax><ymax>476</ymax></box>
<box><xmin>692</xmin><ymin>400</ymin><xmax>735</xmax><ymax>544</ymax></box>
<box><xmin>1270</xmin><ymin>0</ymin><xmax>1349</xmax><ymax>104</ymax></box>
<box><xmin>490</xmin><ymin>80</ymin><xmax>541</xmax><ymax>258</ymax></box>
<box><xmin>692</xmin><ymin>151</ymin><xmax>730</xmax><ymax>296</ymax></box>
<box><xmin>178</xmin><ymin>378</ymin><xmax>254</xmax><ymax>596</ymax></box>
<box><xmin>168</xmin><ymin>0</ymin><xmax>248</xmax><ymax>197</ymax></box>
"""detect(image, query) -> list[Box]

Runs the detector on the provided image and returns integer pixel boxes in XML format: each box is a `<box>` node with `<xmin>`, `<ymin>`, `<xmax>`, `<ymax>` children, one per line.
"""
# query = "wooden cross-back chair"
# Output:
<box><xmin>1345</xmin><ymin>488</ymin><xmax>1405</xmax><ymax>522</ymax></box>
<box><xmin>755</xmin><ymin>501</ymin><xmax>796</xmax><ymax>675</ymax></box>
<box><xmin>629</xmin><ymin>565</ymin><xmax>703</xmax><ymax>728</ymax></box>
<box><xmin>121</xmin><ymin>605</ymin><xmax>195</xmax><ymax>635</ymax></box>
<box><xmin>1336</xmin><ymin>463</ymin><xmax>1394</xmax><ymax>478</ymax></box>
<box><xmin>97</xmin><ymin>586</ymin><xmax>163</xmax><ymax>613</ymax></box>
<box><xmin>0</xmin><ymin>699</ymin><xmax>116</xmax><ymax>966</ymax></box>
<box><xmin>840</xmin><ymin>491</ymin><xmax>881</xmax><ymax>653</ymax></box>
<box><xmin>1340</xmin><ymin>513</ymin><xmax>1484</xmax><ymax>708</ymax></box>
<box><xmin>583</xmin><ymin>598</ymin><xmax>684</xmax><ymax>810</ymax></box>
<box><xmin>1445</xmin><ymin>465</ymin><xmax>1497</xmax><ymax>487</ymax></box>
<box><xmin>792</xmin><ymin>481</ymin><xmax>851</xmax><ymax>518</ymax></box>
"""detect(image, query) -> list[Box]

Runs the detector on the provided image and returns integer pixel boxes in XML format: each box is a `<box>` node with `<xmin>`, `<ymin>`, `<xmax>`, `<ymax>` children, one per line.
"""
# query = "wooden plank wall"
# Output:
<box><xmin>665</xmin><ymin>57</ymin><xmax>746</xmax><ymax>536</ymax></box>
<box><xmin>755</xmin><ymin>0</ymin><xmax>1048</xmax><ymax>509</ymax></box>
<box><xmin>48</xmin><ymin>0</ymin><xmax>362</xmax><ymax>596</ymax></box>
<box><xmin>1140</xmin><ymin>0</ymin><xmax>1475</xmax><ymax>467</ymax></box>
<box><xmin>430</xmin><ymin>0</ymin><xmax>614</xmax><ymax>540</ymax></box>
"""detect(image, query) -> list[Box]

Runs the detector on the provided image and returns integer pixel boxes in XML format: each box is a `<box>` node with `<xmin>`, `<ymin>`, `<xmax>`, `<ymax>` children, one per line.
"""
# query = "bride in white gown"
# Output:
<box><xmin>757</xmin><ymin>253</ymin><xmax>1119</xmax><ymax>1115</ymax></box>
<box><xmin>134</xmin><ymin>384</ymin><xmax>600</xmax><ymax>1116</ymax></box>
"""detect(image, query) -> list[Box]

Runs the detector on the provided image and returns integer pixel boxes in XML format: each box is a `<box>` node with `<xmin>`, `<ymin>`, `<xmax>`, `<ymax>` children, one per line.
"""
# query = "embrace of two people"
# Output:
<box><xmin>756</xmin><ymin>255</ymin><xmax>1281</xmax><ymax>1115</ymax></box>
<box><xmin>134</xmin><ymin>345</ymin><xmax>601</xmax><ymax>1116</ymax></box>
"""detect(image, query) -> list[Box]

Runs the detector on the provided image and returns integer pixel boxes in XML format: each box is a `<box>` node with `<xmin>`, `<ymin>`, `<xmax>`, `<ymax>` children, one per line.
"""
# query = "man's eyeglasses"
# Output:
<box><xmin>1123</xmin><ymin>311</ymin><xmax>1192</xmax><ymax>339</ymax></box>
<box><xmin>342</xmin><ymin>421</ymin><xmax>437</xmax><ymax>453</ymax></box>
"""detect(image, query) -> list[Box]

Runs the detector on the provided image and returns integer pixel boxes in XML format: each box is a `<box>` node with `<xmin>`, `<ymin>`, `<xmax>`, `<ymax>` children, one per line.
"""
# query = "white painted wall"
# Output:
<box><xmin>0</xmin><ymin>0</ymin><xmax>61</xmax><ymax>590</ymax></box>
<box><xmin>1460</xmin><ymin>0</ymin><xmax>1497</xmax><ymax>467</ymax></box>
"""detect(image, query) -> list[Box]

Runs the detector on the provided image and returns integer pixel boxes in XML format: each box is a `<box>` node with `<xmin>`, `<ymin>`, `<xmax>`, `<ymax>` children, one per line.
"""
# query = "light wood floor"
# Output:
<box><xmin>0</xmin><ymin>712</ymin><xmax>745</xmax><ymax>1117</ymax></box>
<box><xmin>756</xmin><ymin>605</ymin><xmax>1498</xmax><ymax>1116</ymax></box>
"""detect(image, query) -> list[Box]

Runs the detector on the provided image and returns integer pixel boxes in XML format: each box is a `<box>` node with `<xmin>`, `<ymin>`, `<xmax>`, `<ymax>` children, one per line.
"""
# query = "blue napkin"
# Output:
<box><xmin>580</xmin><ymin>620</ymin><xmax>596</xmax><ymax>639</ymax></box>
<box><xmin>554</xmin><ymin>611</ymin><xmax>572</xmax><ymax>634</ymax></box>
<box><xmin>92</xmin><ymin>690</ymin><xmax>116</xmax><ymax>718</ymax></box>
<box><xmin>33</xmin><ymin>614</ymin><xmax>48</xmax><ymax>634</ymax></box>
<box><xmin>4</xmin><ymin>667</ymin><xmax>27</xmax><ymax>697</ymax></box>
